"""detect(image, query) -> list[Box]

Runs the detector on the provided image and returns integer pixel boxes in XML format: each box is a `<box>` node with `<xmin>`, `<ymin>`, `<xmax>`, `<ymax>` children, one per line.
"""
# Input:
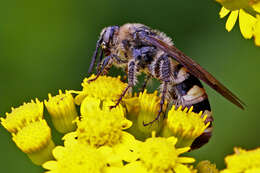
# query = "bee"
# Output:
<box><xmin>87</xmin><ymin>23</ymin><xmax>245</xmax><ymax>149</ymax></box>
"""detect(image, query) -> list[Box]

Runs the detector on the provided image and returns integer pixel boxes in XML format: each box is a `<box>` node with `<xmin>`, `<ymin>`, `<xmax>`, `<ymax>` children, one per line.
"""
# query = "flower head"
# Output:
<box><xmin>1</xmin><ymin>99</ymin><xmax>43</xmax><ymax>133</ymax></box>
<box><xmin>77</xmin><ymin>110</ymin><xmax>132</xmax><ymax>148</ymax></box>
<box><xmin>12</xmin><ymin>119</ymin><xmax>55</xmax><ymax>165</ymax></box>
<box><xmin>216</xmin><ymin>0</ymin><xmax>251</xmax><ymax>10</ymax></box>
<box><xmin>43</xmin><ymin>143</ymin><xmax>122</xmax><ymax>173</ymax></box>
<box><xmin>44</xmin><ymin>90</ymin><xmax>78</xmax><ymax>133</ymax></box>
<box><xmin>125</xmin><ymin>90</ymin><xmax>165</xmax><ymax>140</ymax></box>
<box><xmin>162</xmin><ymin>106</ymin><xmax>210</xmax><ymax>148</ymax></box>
<box><xmin>217</xmin><ymin>0</ymin><xmax>260</xmax><ymax>46</ymax></box>
<box><xmin>220</xmin><ymin>147</ymin><xmax>260</xmax><ymax>173</ymax></box>
<box><xmin>76</xmin><ymin>97</ymin><xmax>132</xmax><ymax>147</ymax></box>
<box><xmin>73</xmin><ymin>75</ymin><xmax>128</xmax><ymax>105</ymax></box>
<box><xmin>134</xmin><ymin>132</ymin><xmax>195</xmax><ymax>173</ymax></box>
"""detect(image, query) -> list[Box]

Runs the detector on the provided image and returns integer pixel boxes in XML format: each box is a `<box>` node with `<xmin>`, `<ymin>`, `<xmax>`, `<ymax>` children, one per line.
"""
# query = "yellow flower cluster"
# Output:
<box><xmin>216</xmin><ymin>0</ymin><xmax>260</xmax><ymax>46</ymax></box>
<box><xmin>220</xmin><ymin>147</ymin><xmax>260</xmax><ymax>173</ymax></box>
<box><xmin>1</xmin><ymin>74</ymin><xmax>260</xmax><ymax>173</ymax></box>
<box><xmin>43</xmin><ymin>75</ymin><xmax>199</xmax><ymax>173</ymax></box>
<box><xmin>0</xmin><ymin>99</ymin><xmax>54</xmax><ymax>165</ymax></box>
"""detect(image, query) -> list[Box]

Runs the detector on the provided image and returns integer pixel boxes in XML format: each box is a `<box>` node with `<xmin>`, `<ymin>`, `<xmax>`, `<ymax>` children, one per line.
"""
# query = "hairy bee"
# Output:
<box><xmin>88</xmin><ymin>23</ymin><xmax>244</xmax><ymax>149</ymax></box>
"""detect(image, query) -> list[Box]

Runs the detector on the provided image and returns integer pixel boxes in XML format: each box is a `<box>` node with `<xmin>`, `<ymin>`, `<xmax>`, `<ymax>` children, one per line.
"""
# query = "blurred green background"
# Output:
<box><xmin>0</xmin><ymin>0</ymin><xmax>259</xmax><ymax>172</ymax></box>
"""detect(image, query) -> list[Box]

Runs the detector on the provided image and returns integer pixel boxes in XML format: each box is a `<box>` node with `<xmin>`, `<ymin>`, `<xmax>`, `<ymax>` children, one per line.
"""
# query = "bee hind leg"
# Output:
<box><xmin>143</xmin><ymin>54</ymin><xmax>170</xmax><ymax>126</ymax></box>
<box><xmin>143</xmin><ymin>81</ymin><xmax>168</xmax><ymax>126</ymax></box>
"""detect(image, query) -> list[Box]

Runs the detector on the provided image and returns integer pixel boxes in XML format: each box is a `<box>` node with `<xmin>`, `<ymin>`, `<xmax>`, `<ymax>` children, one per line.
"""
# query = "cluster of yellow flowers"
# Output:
<box><xmin>216</xmin><ymin>0</ymin><xmax>260</xmax><ymax>46</ymax></box>
<box><xmin>1</xmin><ymin>75</ymin><xmax>260</xmax><ymax>173</ymax></box>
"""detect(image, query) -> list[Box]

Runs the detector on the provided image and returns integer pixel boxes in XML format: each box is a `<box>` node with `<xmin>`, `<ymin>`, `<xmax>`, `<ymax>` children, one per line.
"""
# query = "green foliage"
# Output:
<box><xmin>0</xmin><ymin>0</ymin><xmax>259</xmax><ymax>172</ymax></box>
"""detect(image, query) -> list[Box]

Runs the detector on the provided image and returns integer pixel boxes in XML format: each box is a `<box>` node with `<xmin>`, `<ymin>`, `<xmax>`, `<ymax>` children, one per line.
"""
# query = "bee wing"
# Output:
<box><xmin>141</xmin><ymin>34</ymin><xmax>245</xmax><ymax>109</ymax></box>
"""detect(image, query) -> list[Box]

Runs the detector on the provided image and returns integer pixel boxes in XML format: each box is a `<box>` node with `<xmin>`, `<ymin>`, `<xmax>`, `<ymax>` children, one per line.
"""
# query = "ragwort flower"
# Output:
<box><xmin>45</xmin><ymin>90</ymin><xmax>78</xmax><ymax>133</ymax></box>
<box><xmin>220</xmin><ymin>147</ymin><xmax>260</xmax><ymax>173</ymax></box>
<box><xmin>217</xmin><ymin>0</ymin><xmax>260</xmax><ymax>46</ymax></box>
<box><xmin>72</xmin><ymin>75</ymin><xmax>129</xmax><ymax>105</ymax></box>
<box><xmin>125</xmin><ymin>132</ymin><xmax>195</xmax><ymax>173</ymax></box>
<box><xmin>43</xmin><ymin>142</ymin><xmax>122</xmax><ymax>173</ymax></box>
<box><xmin>76</xmin><ymin>96</ymin><xmax>139</xmax><ymax>163</ymax></box>
<box><xmin>1</xmin><ymin>99</ymin><xmax>43</xmax><ymax>133</ymax></box>
<box><xmin>162</xmin><ymin>106</ymin><xmax>210</xmax><ymax>148</ymax></box>
<box><xmin>12</xmin><ymin>119</ymin><xmax>55</xmax><ymax>165</ymax></box>
<box><xmin>125</xmin><ymin>90</ymin><xmax>165</xmax><ymax>140</ymax></box>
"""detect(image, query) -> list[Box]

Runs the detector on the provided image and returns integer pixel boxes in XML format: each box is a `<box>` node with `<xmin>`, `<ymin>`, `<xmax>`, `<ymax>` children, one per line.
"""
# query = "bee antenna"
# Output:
<box><xmin>88</xmin><ymin>38</ymin><xmax>102</xmax><ymax>74</ymax></box>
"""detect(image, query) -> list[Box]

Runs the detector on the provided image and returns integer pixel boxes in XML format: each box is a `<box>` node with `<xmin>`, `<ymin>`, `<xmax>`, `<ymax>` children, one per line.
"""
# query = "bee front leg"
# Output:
<box><xmin>87</xmin><ymin>55</ymin><xmax>112</xmax><ymax>83</ymax></box>
<box><xmin>110</xmin><ymin>60</ymin><xmax>137</xmax><ymax>109</ymax></box>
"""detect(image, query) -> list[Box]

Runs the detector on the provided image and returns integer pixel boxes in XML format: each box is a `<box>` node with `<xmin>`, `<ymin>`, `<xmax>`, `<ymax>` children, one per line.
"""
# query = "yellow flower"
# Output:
<box><xmin>76</xmin><ymin>97</ymin><xmax>140</xmax><ymax>163</ymax></box>
<box><xmin>219</xmin><ymin>7</ymin><xmax>257</xmax><ymax>38</ymax></box>
<box><xmin>196</xmin><ymin>160</ymin><xmax>219</xmax><ymax>173</ymax></box>
<box><xmin>72</xmin><ymin>75</ymin><xmax>129</xmax><ymax>105</ymax></box>
<box><xmin>43</xmin><ymin>143</ymin><xmax>122</xmax><ymax>173</ymax></box>
<box><xmin>62</xmin><ymin>132</ymin><xmax>78</xmax><ymax>148</ymax></box>
<box><xmin>1</xmin><ymin>99</ymin><xmax>43</xmax><ymax>133</ymax></box>
<box><xmin>76</xmin><ymin>109</ymin><xmax>131</xmax><ymax>147</ymax></box>
<box><xmin>217</xmin><ymin>0</ymin><xmax>260</xmax><ymax>46</ymax></box>
<box><xmin>161</xmin><ymin>106</ymin><xmax>210</xmax><ymax>148</ymax></box>
<box><xmin>127</xmin><ymin>132</ymin><xmax>195</xmax><ymax>173</ymax></box>
<box><xmin>12</xmin><ymin>119</ymin><xmax>55</xmax><ymax>165</ymax></box>
<box><xmin>125</xmin><ymin>90</ymin><xmax>165</xmax><ymax>140</ymax></box>
<box><xmin>44</xmin><ymin>90</ymin><xmax>78</xmax><ymax>133</ymax></box>
<box><xmin>216</xmin><ymin>0</ymin><xmax>251</xmax><ymax>10</ymax></box>
<box><xmin>220</xmin><ymin>147</ymin><xmax>260</xmax><ymax>173</ymax></box>
<box><xmin>79</xmin><ymin>96</ymin><xmax>125</xmax><ymax>118</ymax></box>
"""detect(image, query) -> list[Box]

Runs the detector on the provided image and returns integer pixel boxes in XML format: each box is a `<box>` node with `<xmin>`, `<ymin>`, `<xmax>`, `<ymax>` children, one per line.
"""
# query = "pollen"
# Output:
<box><xmin>138</xmin><ymin>133</ymin><xmax>195</xmax><ymax>173</ymax></box>
<box><xmin>79</xmin><ymin>96</ymin><xmax>126</xmax><ymax>118</ymax></box>
<box><xmin>42</xmin><ymin>143</ymin><xmax>111</xmax><ymax>173</ymax></box>
<box><xmin>76</xmin><ymin>104</ymin><xmax>132</xmax><ymax>147</ymax></box>
<box><xmin>220</xmin><ymin>147</ymin><xmax>260</xmax><ymax>173</ymax></box>
<box><xmin>12</xmin><ymin>119</ymin><xmax>55</xmax><ymax>165</ymax></box>
<box><xmin>73</xmin><ymin>75</ymin><xmax>129</xmax><ymax>105</ymax></box>
<box><xmin>162</xmin><ymin>106</ymin><xmax>210</xmax><ymax>148</ymax></box>
<box><xmin>1</xmin><ymin>99</ymin><xmax>43</xmax><ymax>133</ymax></box>
<box><xmin>44</xmin><ymin>90</ymin><xmax>78</xmax><ymax>133</ymax></box>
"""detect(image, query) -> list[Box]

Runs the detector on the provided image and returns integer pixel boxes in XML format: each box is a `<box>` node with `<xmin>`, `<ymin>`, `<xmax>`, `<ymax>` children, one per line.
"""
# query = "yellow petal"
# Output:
<box><xmin>173</xmin><ymin>164</ymin><xmax>193</xmax><ymax>173</ymax></box>
<box><xmin>42</xmin><ymin>160</ymin><xmax>58</xmax><ymax>170</ymax></box>
<box><xmin>254</xmin><ymin>15</ymin><xmax>260</xmax><ymax>46</ymax></box>
<box><xmin>219</xmin><ymin>7</ymin><xmax>230</xmax><ymax>18</ymax></box>
<box><xmin>226</xmin><ymin>10</ymin><xmax>239</xmax><ymax>32</ymax></box>
<box><xmin>239</xmin><ymin>9</ymin><xmax>257</xmax><ymax>39</ymax></box>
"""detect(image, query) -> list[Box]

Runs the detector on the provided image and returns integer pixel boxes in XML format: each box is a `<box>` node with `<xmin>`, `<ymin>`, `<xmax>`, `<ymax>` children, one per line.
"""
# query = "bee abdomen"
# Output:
<box><xmin>173</xmin><ymin>73</ymin><xmax>213</xmax><ymax>150</ymax></box>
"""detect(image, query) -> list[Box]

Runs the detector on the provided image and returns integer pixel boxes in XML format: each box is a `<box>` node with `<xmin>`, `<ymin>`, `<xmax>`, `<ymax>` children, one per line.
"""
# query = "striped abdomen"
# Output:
<box><xmin>171</xmin><ymin>64</ymin><xmax>213</xmax><ymax>150</ymax></box>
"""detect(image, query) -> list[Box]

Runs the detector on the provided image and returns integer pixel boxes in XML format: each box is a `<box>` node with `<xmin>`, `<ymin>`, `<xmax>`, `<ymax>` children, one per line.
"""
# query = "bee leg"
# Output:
<box><xmin>139</xmin><ymin>75</ymin><xmax>151</xmax><ymax>93</ymax></box>
<box><xmin>87</xmin><ymin>55</ymin><xmax>112</xmax><ymax>83</ymax></box>
<box><xmin>110</xmin><ymin>60</ymin><xmax>137</xmax><ymax>109</ymax></box>
<box><xmin>143</xmin><ymin>81</ymin><xmax>168</xmax><ymax>126</ymax></box>
<box><xmin>143</xmin><ymin>54</ymin><xmax>171</xmax><ymax>126</ymax></box>
<box><xmin>110</xmin><ymin>85</ymin><xmax>131</xmax><ymax>109</ymax></box>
